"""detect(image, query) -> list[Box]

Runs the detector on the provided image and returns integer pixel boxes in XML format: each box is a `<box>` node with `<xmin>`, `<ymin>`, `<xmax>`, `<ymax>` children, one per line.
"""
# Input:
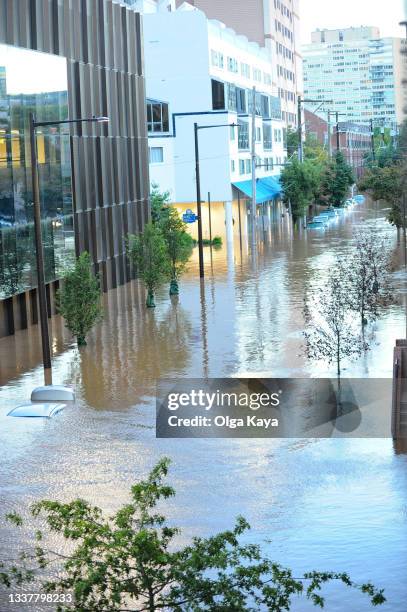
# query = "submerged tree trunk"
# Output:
<box><xmin>146</xmin><ymin>290</ymin><xmax>156</xmax><ymax>308</ymax></box>
<box><xmin>169</xmin><ymin>278</ymin><xmax>179</xmax><ymax>295</ymax></box>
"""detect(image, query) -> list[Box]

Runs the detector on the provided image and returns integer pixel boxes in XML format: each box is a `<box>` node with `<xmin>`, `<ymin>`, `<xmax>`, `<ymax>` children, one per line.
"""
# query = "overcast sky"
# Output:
<box><xmin>300</xmin><ymin>0</ymin><xmax>406</xmax><ymax>45</ymax></box>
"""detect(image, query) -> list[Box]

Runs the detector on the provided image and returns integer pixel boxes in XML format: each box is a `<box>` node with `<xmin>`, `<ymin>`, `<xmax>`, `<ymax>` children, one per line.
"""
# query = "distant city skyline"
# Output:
<box><xmin>300</xmin><ymin>0</ymin><xmax>405</xmax><ymax>44</ymax></box>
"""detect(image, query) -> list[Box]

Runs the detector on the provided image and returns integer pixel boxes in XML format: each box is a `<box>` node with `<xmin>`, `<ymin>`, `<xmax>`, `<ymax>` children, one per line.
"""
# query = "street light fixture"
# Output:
<box><xmin>29</xmin><ymin>113</ymin><xmax>109</xmax><ymax>384</ymax></box>
<box><xmin>194</xmin><ymin>122</ymin><xmax>237</xmax><ymax>279</ymax></box>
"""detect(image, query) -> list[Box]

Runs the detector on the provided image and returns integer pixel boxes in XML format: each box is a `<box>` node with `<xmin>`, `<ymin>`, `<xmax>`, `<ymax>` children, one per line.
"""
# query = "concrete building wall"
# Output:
<box><xmin>311</xmin><ymin>27</ymin><xmax>380</xmax><ymax>44</ymax></box>
<box><xmin>175</xmin><ymin>0</ymin><xmax>303</xmax><ymax>128</ymax></box>
<box><xmin>175</xmin><ymin>0</ymin><xmax>266</xmax><ymax>47</ymax></box>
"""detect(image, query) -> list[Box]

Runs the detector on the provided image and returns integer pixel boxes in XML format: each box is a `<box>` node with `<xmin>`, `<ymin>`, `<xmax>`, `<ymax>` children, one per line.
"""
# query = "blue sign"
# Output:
<box><xmin>183</xmin><ymin>209</ymin><xmax>198</xmax><ymax>224</ymax></box>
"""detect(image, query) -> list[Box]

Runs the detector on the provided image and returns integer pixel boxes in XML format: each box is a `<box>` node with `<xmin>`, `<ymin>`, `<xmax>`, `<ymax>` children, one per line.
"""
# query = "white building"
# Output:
<box><xmin>143</xmin><ymin>3</ymin><xmax>286</xmax><ymax>238</ymax></box>
<box><xmin>302</xmin><ymin>27</ymin><xmax>406</xmax><ymax>130</ymax></box>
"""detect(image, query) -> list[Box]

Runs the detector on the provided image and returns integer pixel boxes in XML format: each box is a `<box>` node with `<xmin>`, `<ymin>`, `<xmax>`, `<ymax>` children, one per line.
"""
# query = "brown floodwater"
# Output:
<box><xmin>0</xmin><ymin>199</ymin><xmax>407</xmax><ymax>611</ymax></box>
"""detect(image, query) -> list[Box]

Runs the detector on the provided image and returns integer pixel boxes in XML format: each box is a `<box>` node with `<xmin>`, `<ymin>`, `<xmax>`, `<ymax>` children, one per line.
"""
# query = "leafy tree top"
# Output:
<box><xmin>2</xmin><ymin>459</ymin><xmax>386</xmax><ymax>611</ymax></box>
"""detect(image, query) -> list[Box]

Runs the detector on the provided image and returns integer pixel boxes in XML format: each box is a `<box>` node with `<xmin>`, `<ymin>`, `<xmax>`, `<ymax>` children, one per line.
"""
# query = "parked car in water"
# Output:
<box><xmin>307</xmin><ymin>217</ymin><xmax>327</xmax><ymax>229</ymax></box>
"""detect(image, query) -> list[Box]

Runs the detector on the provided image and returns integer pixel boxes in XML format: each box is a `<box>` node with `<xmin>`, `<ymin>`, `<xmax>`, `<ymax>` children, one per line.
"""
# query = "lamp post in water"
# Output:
<box><xmin>29</xmin><ymin>114</ymin><xmax>109</xmax><ymax>385</ymax></box>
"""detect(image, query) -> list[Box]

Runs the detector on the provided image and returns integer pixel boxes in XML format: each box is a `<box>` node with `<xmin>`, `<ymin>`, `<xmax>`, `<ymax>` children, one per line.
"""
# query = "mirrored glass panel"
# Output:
<box><xmin>0</xmin><ymin>44</ymin><xmax>74</xmax><ymax>299</ymax></box>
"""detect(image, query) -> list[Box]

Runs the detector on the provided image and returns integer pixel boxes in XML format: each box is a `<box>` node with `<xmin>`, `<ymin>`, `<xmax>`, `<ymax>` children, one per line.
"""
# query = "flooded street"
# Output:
<box><xmin>1</xmin><ymin>199</ymin><xmax>407</xmax><ymax>611</ymax></box>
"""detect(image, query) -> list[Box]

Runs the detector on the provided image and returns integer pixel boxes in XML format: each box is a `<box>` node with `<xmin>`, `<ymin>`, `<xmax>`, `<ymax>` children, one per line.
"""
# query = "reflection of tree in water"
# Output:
<box><xmin>0</xmin><ymin>225</ymin><xmax>31</xmax><ymax>296</ymax></box>
<box><xmin>74</xmin><ymin>284</ymin><xmax>194</xmax><ymax>410</ymax></box>
<box><xmin>0</xmin><ymin>220</ymin><xmax>59</xmax><ymax>298</ymax></box>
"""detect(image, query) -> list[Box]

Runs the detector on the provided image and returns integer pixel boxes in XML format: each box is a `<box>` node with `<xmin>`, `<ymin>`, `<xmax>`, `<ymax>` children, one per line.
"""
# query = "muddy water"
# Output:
<box><xmin>0</xmin><ymin>199</ymin><xmax>407</xmax><ymax>611</ymax></box>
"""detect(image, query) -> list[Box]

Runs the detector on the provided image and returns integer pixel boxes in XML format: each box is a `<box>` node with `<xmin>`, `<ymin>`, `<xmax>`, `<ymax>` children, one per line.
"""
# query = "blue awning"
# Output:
<box><xmin>232</xmin><ymin>176</ymin><xmax>282</xmax><ymax>204</ymax></box>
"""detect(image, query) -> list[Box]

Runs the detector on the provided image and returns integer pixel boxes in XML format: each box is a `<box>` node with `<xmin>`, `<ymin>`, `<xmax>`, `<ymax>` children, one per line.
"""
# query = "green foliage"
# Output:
<box><xmin>150</xmin><ymin>182</ymin><xmax>172</xmax><ymax>225</ymax></box>
<box><xmin>286</xmin><ymin>126</ymin><xmax>299</xmax><ymax>157</ymax></box>
<box><xmin>56</xmin><ymin>252</ymin><xmax>102</xmax><ymax>346</ymax></box>
<box><xmin>1</xmin><ymin>459</ymin><xmax>386</xmax><ymax>611</ymax></box>
<box><xmin>348</xmin><ymin>230</ymin><xmax>394</xmax><ymax>326</ymax></box>
<box><xmin>159</xmin><ymin>208</ymin><xmax>194</xmax><ymax>295</ymax></box>
<box><xmin>127</xmin><ymin>222</ymin><xmax>169</xmax><ymax>307</ymax></box>
<box><xmin>322</xmin><ymin>151</ymin><xmax>354</xmax><ymax>207</ymax></box>
<box><xmin>358</xmin><ymin>166</ymin><xmax>403</xmax><ymax>228</ymax></box>
<box><xmin>281</xmin><ymin>158</ymin><xmax>322</xmax><ymax>218</ymax></box>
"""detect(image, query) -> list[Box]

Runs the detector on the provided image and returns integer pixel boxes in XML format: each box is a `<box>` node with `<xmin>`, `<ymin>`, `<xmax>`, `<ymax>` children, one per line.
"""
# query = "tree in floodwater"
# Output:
<box><xmin>322</xmin><ymin>151</ymin><xmax>354</xmax><ymax>207</ymax></box>
<box><xmin>348</xmin><ymin>230</ymin><xmax>394</xmax><ymax>327</ymax></box>
<box><xmin>304</xmin><ymin>263</ymin><xmax>368</xmax><ymax>379</ymax></box>
<box><xmin>56</xmin><ymin>252</ymin><xmax>103</xmax><ymax>346</ymax></box>
<box><xmin>127</xmin><ymin>223</ymin><xmax>169</xmax><ymax>308</ymax></box>
<box><xmin>2</xmin><ymin>458</ymin><xmax>386</xmax><ymax>611</ymax></box>
<box><xmin>159</xmin><ymin>207</ymin><xmax>194</xmax><ymax>295</ymax></box>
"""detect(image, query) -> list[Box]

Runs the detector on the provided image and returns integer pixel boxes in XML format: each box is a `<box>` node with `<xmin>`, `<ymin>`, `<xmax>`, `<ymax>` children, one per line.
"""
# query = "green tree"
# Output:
<box><xmin>281</xmin><ymin>158</ymin><xmax>322</xmax><ymax>218</ymax></box>
<box><xmin>2</xmin><ymin>459</ymin><xmax>386</xmax><ymax>611</ymax></box>
<box><xmin>160</xmin><ymin>208</ymin><xmax>194</xmax><ymax>295</ymax></box>
<box><xmin>286</xmin><ymin>126</ymin><xmax>299</xmax><ymax>157</ymax></box>
<box><xmin>322</xmin><ymin>151</ymin><xmax>354</xmax><ymax>207</ymax></box>
<box><xmin>127</xmin><ymin>223</ymin><xmax>169</xmax><ymax>308</ymax></box>
<box><xmin>56</xmin><ymin>252</ymin><xmax>102</xmax><ymax>346</ymax></box>
<box><xmin>348</xmin><ymin>230</ymin><xmax>393</xmax><ymax>327</ymax></box>
<box><xmin>150</xmin><ymin>182</ymin><xmax>172</xmax><ymax>225</ymax></box>
<box><xmin>358</xmin><ymin>166</ymin><xmax>403</xmax><ymax>229</ymax></box>
<box><xmin>304</xmin><ymin>263</ymin><xmax>368</xmax><ymax>380</ymax></box>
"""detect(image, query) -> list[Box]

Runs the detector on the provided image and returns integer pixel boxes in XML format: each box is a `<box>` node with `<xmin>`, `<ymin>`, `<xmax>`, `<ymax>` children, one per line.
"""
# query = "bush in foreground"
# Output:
<box><xmin>1</xmin><ymin>459</ymin><xmax>385</xmax><ymax>611</ymax></box>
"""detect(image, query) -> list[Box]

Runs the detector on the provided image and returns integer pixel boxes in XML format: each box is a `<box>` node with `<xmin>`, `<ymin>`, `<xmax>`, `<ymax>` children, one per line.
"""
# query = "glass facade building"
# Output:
<box><xmin>0</xmin><ymin>44</ymin><xmax>74</xmax><ymax>300</ymax></box>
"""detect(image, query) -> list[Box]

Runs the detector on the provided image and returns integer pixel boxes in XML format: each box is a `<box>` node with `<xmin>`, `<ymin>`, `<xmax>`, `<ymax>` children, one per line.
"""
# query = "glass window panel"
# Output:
<box><xmin>0</xmin><ymin>43</ymin><xmax>73</xmax><ymax>299</ymax></box>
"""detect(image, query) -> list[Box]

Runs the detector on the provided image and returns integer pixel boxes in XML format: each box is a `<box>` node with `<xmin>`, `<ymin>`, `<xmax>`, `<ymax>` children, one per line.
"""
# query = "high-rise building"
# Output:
<box><xmin>302</xmin><ymin>27</ymin><xmax>406</xmax><ymax>129</ymax></box>
<box><xmin>174</xmin><ymin>0</ymin><xmax>303</xmax><ymax>129</ymax></box>
<box><xmin>0</xmin><ymin>0</ymin><xmax>149</xmax><ymax>338</ymax></box>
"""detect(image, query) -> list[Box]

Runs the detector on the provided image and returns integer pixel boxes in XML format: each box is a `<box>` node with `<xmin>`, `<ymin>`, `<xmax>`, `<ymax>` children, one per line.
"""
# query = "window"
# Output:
<box><xmin>227</xmin><ymin>83</ymin><xmax>237</xmax><ymax>112</ymax></box>
<box><xmin>261</xmin><ymin>95</ymin><xmax>270</xmax><ymax>118</ymax></box>
<box><xmin>239</xmin><ymin>159</ymin><xmax>245</xmax><ymax>175</ymax></box>
<box><xmin>245</xmin><ymin>159</ymin><xmax>251</xmax><ymax>174</ymax></box>
<box><xmin>256</xmin><ymin>126</ymin><xmax>262</xmax><ymax>142</ymax></box>
<box><xmin>238</xmin><ymin>120</ymin><xmax>249</xmax><ymax>150</ymax></box>
<box><xmin>231</xmin><ymin>159</ymin><xmax>236</xmax><ymax>173</ymax></box>
<box><xmin>146</xmin><ymin>100</ymin><xmax>169</xmax><ymax>133</ymax></box>
<box><xmin>211</xmin><ymin>50</ymin><xmax>224</xmax><ymax>69</ymax></box>
<box><xmin>253</xmin><ymin>68</ymin><xmax>262</xmax><ymax>82</ymax></box>
<box><xmin>149</xmin><ymin>147</ymin><xmax>164</xmax><ymax>164</ymax></box>
<box><xmin>211</xmin><ymin>79</ymin><xmax>225</xmax><ymax>110</ymax></box>
<box><xmin>263</xmin><ymin>123</ymin><xmax>272</xmax><ymax>150</ymax></box>
<box><xmin>230</xmin><ymin>125</ymin><xmax>236</xmax><ymax>141</ymax></box>
<box><xmin>236</xmin><ymin>87</ymin><xmax>247</xmax><ymax>113</ymax></box>
<box><xmin>241</xmin><ymin>62</ymin><xmax>251</xmax><ymax>79</ymax></box>
<box><xmin>227</xmin><ymin>57</ymin><xmax>238</xmax><ymax>73</ymax></box>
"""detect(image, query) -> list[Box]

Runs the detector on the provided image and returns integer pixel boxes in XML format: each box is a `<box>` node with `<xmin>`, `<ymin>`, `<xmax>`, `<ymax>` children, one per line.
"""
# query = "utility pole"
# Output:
<box><xmin>370</xmin><ymin>118</ymin><xmax>376</xmax><ymax>161</ymax></box>
<box><xmin>29</xmin><ymin>113</ymin><xmax>52</xmax><ymax>376</ymax></box>
<box><xmin>297</xmin><ymin>94</ymin><xmax>303</xmax><ymax>162</ymax></box>
<box><xmin>194</xmin><ymin>122</ymin><xmax>205</xmax><ymax>278</ymax></box>
<box><xmin>336</xmin><ymin>112</ymin><xmax>340</xmax><ymax>151</ymax></box>
<box><xmin>327</xmin><ymin>110</ymin><xmax>332</xmax><ymax>158</ymax></box>
<box><xmin>251</xmin><ymin>86</ymin><xmax>257</xmax><ymax>245</ymax></box>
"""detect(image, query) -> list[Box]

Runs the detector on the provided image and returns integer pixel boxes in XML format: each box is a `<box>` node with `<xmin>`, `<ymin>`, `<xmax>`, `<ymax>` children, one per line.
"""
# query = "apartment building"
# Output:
<box><xmin>143</xmin><ymin>4</ymin><xmax>285</xmax><ymax>240</ymax></box>
<box><xmin>174</xmin><ymin>0</ymin><xmax>303</xmax><ymax>129</ymax></box>
<box><xmin>303</xmin><ymin>27</ymin><xmax>406</xmax><ymax>130</ymax></box>
<box><xmin>304</xmin><ymin>109</ymin><xmax>372</xmax><ymax>177</ymax></box>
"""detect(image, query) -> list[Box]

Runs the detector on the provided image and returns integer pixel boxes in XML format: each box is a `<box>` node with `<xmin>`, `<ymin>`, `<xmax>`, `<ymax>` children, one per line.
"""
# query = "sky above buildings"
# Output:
<box><xmin>300</xmin><ymin>0</ymin><xmax>406</xmax><ymax>44</ymax></box>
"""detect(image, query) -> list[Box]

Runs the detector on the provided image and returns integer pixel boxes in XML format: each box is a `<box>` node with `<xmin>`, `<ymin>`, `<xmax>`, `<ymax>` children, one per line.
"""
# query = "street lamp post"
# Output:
<box><xmin>29</xmin><ymin>114</ymin><xmax>109</xmax><ymax>383</ymax></box>
<box><xmin>194</xmin><ymin>121</ymin><xmax>236</xmax><ymax>279</ymax></box>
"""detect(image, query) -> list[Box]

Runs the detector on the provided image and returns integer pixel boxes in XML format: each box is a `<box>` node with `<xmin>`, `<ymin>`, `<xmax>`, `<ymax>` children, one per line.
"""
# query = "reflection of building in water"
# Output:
<box><xmin>0</xmin><ymin>0</ymin><xmax>149</xmax><ymax>339</ymax></box>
